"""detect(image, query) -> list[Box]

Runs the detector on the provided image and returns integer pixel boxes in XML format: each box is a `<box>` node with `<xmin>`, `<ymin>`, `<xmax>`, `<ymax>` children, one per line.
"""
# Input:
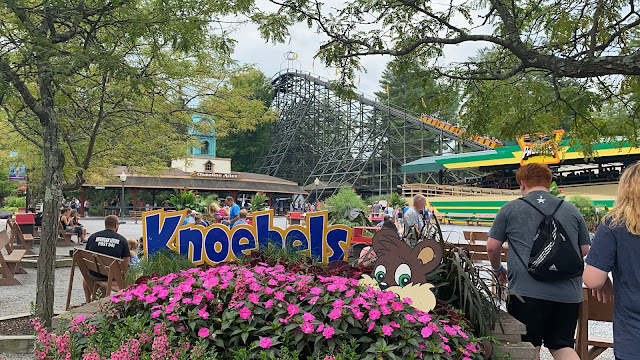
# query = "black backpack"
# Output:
<box><xmin>509</xmin><ymin>198</ymin><xmax>584</xmax><ymax>282</ymax></box>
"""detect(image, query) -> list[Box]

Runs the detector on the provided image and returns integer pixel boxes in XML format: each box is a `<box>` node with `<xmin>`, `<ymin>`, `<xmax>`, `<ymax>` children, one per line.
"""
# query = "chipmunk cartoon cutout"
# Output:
<box><xmin>358</xmin><ymin>229</ymin><xmax>442</xmax><ymax>313</ymax></box>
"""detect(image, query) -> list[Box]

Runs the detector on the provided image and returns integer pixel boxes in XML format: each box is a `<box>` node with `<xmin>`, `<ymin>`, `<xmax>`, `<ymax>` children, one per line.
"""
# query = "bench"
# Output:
<box><xmin>475</xmin><ymin>213</ymin><xmax>497</xmax><ymax>225</ymax></box>
<box><xmin>575</xmin><ymin>288</ymin><xmax>614</xmax><ymax>359</ymax></box>
<box><xmin>130</xmin><ymin>210</ymin><xmax>142</xmax><ymax>224</ymax></box>
<box><xmin>289</xmin><ymin>211</ymin><xmax>302</xmax><ymax>225</ymax></box>
<box><xmin>58</xmin><ymin>222</ymin><xmax>77</xmax><ymax>247</ymax></box>
<box><xmin>446</xmin><ymin>243</ymin><xmax>508</xmax><ymax>263</ymax></box>
<box><xmin>7</xmin><ymin>220</ymin><xmax>35</xmax><ymax>256</ymax></box>
<box><xmin>445</xmin><ymin>213</ymin><xmax>474</xmax><ymax>225</ymax></box>
<box><xmin>65</xmin><ymin>249</ymin><xmax>128</xmax><ymax>310</ymax></box>
<box><xmin>0</xmin><ymin>229</ymin><xmax>27</xmax><ymax>286</ymax></box>
<box><xmin>463</xmin><ymin>231</ymin><xmax>489</xmax><ymax>244</ymax></box>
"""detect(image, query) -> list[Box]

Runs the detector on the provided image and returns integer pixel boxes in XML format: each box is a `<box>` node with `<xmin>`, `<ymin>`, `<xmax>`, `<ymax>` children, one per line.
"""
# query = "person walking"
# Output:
<box><xmin>487</xmin><ymin>163</ymin><xmax>590</xmax><ymax>360</ymax></box>
<box><xmin>583</xmin><ymin>163</ymin><xmax>640</xmax><ymax>360</ymax></box>
<box><xmin>403</xmin><ymin>194</ymin><xmax>426</xmax><ymax>247</ymax></box>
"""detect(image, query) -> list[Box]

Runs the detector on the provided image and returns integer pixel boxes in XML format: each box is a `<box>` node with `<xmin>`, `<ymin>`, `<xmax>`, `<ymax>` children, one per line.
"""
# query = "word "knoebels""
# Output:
<box><xmin>142</xmin><ymin>209</ymin><xmax>352</xmax><ymax>265</ymax></box>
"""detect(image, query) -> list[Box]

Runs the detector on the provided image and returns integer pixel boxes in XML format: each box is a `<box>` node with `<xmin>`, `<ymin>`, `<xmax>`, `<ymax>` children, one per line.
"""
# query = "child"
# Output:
<box><xmin>230</xmin><ymin>209</ymin><xmax>248</xmax><ymax>228</ymax></box>
<box><xmin>127</xmin><ymin>238</ymin><xmax>140</xmax><ymax>266</ymax></box>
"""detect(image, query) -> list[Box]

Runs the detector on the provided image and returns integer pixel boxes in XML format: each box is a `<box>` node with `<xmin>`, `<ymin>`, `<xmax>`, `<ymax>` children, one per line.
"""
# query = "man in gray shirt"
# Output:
<box><xmin>487</xmin><ymin>163</ymin><xmax>590</xmax><ymax>360</ymax></box>
<box><xmin>403</xmin><ymin>194</ymin><xmax>426</xmax><ymax>247</ymax></box>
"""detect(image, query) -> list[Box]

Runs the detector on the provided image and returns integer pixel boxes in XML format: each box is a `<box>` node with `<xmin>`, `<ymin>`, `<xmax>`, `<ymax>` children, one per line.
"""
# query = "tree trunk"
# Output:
<box><xmin>35</xmin><ymin>67</ymin><xmax>64</xmax><ymax>327</ymax></box>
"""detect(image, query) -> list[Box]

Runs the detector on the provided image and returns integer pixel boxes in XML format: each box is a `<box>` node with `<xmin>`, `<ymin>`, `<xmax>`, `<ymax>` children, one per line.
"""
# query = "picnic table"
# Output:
<box><xmin>352</xmin><ymin>226</ymin><xmax>381</xmax><ymax>245</ymax></box>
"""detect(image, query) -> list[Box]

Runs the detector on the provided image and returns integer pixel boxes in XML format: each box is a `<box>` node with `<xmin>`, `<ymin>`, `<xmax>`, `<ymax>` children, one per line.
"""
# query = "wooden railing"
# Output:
<box><xmin>402</xmin><ymin>183</ymin><xmax>519</xmax><ymax>197</ymax></box>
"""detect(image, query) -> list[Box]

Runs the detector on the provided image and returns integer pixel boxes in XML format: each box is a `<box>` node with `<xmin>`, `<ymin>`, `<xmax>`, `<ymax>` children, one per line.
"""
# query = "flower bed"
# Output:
<box><xmin>34</xmin><ymin>263</ymin><xmax>487</xmax><ymax>359</ymax></box>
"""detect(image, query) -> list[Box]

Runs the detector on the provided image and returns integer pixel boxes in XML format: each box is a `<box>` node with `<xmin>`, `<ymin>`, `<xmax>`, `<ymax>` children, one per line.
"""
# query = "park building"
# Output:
<box><xmin>78</xmin><ymin>114</ymin><xmax>305</xmax><ymax>216</ymax></box>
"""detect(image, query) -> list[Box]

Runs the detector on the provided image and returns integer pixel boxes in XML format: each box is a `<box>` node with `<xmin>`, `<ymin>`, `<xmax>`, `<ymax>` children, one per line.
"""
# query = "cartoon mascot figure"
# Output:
<box><xmin>359</xmin><ymin>229</ymin><xmax>442</xmax><ymax>313</ymax></box>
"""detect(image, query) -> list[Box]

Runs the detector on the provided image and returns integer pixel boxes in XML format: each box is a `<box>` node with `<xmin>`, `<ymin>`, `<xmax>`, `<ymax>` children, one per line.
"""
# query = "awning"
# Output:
<box><xmin>402</xmin><ymin>141</ymin><xmax>640</xmax><ymax>173</ymax></box>
<box><xmin>402</xmin><ymin>150</ymin><xmax>498</xmax><ymax>173</ymax></box>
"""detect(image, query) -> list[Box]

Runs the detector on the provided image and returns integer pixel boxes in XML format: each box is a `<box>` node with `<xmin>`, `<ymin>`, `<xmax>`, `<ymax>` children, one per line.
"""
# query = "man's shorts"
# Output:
<box><xmin>507</xmin><ymin>295</ymin><xmax>580</xmax><ymax>349</ymax></box>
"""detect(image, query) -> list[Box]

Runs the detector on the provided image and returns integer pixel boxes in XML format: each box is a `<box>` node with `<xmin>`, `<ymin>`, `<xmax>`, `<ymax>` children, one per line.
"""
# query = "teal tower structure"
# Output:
<box><xmin>188</xmin><ymin>114</ymin><xmax>216</xmax><ymax>157</ymax></box>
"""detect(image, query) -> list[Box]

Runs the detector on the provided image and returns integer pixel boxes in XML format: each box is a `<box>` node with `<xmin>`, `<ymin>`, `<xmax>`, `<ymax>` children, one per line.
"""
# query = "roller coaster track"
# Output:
<box><xmin>257</xmin><ymin>70</ymin><xmax>491</xmax><ymax>197</ymax></box>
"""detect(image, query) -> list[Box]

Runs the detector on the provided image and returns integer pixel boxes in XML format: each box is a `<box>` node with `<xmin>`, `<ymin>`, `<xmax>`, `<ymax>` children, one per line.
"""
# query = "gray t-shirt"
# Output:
<box><xmin>403</xmin><ymin>207</ymin><xmax>423</xmax><ymax>231</ymax></box>
<box><xmin>489</xmin><ymin>191</ymin><xmax>590</xmax><ymax>303</ymax></box>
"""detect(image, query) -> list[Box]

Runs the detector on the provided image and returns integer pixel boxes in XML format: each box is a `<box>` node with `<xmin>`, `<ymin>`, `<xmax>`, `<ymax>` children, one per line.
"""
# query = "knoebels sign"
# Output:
<box><xmin>142</xmin><ymin>209</ymin><xmax>353</xmax><ymax>265</ymax></box>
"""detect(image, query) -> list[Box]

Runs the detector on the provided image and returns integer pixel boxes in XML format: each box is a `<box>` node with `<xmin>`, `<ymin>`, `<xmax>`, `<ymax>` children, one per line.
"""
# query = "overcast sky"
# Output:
<box><xmin>230</xmin><ymin>3</ymin><xmax>492</xmax><ymax>99</ymax></box>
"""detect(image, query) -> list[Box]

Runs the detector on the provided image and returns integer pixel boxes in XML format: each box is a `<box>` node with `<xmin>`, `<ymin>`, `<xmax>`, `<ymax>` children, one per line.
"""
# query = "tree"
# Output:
<box><xmin>0</xmin><ymin>0</ymin><xmax>253</xmax><ymax>326</ymax></box>
<box><xmin>256</xmin><ymin>0</ymin><xmax>640</xmax><ymax>144</ymax></box>
<box><xmin>209</xmin><ymin>68</ymin><xmax>277</xmax><ymax>172</ymax></box>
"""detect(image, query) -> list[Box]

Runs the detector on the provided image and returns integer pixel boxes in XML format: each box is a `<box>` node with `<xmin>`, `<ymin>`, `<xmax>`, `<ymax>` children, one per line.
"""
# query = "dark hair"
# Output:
<box><xmin>381</xmin><ymin>218</ymin><xmax>398</xmax><ymax>232</ymax></box>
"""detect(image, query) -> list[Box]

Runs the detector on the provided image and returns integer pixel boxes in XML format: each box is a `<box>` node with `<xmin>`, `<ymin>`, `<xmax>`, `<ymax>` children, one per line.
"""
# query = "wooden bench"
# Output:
<box><xmin>0</xmin><ymin>229</ymin><xmax>27</xmax><ymax>286</ymax></box>
<box><xmin>463</xmin><ymin>231</ymin><xmax>489</xmax><ymax>244</ymax></box>
<box><xmin>446</xmin><ymin>243</ymin><xmax>508</xmax><ymax>263</ymax></box>
<box><xmin>58</xmin><ymin>222</ymin><xmax>77</xmax><ymax>247</ymax></box>
<box><xmin>7</xmin><ymin>220</ymin><xmax>35</xmax><ymax>256</ymax></box>
<box><xmin>66</xmin><ymin>249</ymin><xmax>128</xmax><ymax>310</ymax></box>
<box><xmin>445</xmin><ymin>213</ymin><xmax>475</xmax><ymax>225</ymax></box>
<box><xmin>130</xmin><ymin>210</ymin><xmax>142</xmax><ymax>224</ymax></box>
<box><xmin>475</xmin><ymin>213</ymin><xmax>497</xmax><ymax>226</ymax></box>
<box><xmin>575</xmin><ymin>288</ymin><xmax>614</xmax><ymax>359</ymax></box>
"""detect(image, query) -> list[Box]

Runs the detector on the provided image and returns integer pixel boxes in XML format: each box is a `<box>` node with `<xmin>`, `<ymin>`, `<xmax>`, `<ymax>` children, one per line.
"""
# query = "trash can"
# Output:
<box><xmin>15</xmin><ymin>213</ymin><xmax>35</xmax><ymax>237</ymax></box>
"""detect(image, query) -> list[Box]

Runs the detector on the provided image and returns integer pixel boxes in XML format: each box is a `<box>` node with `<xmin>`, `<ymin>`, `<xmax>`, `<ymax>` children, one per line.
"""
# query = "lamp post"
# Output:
<box><xmin>119</xmin><ymin>171</ymin><xmax>127</xmax><ymax>224</ymax></box>
<box><xmin>314</xmin><ymin>178</ymin><xmax>320</xmax><ymax>210</ymax></box>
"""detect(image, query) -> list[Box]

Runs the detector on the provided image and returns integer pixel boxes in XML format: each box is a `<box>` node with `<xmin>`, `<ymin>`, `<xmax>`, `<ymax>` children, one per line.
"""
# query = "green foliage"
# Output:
<box><xmin>323</xmin><ymin>188</ymin><xmax>370</xmax><ymax>226</ymax></box>
<box><xmin>388</xmin><ymin>193</ymin><xmax>407</xmax><ymax>208</ymax></box>
<box><xmin>421</xmin><ymin>221</ymin><xmax>503</xmax><ymax>336</ymax></box>
<box><xmin>568</xmin><ymin>194</ymin><xmax>604</xmax><ymax>232</ymax></box>
<box><xmin>364</xmin><ymin>194</ymin><xmax>389</xmax><ymax>206</ymax></box>
<box><xmin>3</xmin><ymin>196</ymin><xmax>25</xmax><ymax>208</ymax></box>
<box><xmin>169</xmin><ymin>188</ymin><xmax>209</xmax><ymax>213</ymax></box>
<box><xmin>125</xmin><ymin>249</ymin><xmax>196</xmax><ymax>286</ymax></box>
<box><xmin>249</xmin><ymin>192</ymin><xmax>267</xmax><ymax>212</ymax></box>
<box><xmin>254</xmin><ymin>0</ymin><xmax>640</xmax><ymax>149</ymax></box>
<box><xmin>549</xmin><ymin>181</ymin><xmax>566</xmax><ymax>200</ymax></box>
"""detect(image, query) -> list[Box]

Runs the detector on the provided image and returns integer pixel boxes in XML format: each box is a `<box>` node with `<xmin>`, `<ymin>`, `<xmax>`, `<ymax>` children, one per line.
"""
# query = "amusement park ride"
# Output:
<box><xmin>257</xmin><ymin>53</ymin><xmax>640</xmax><ymax>201</ymax></box>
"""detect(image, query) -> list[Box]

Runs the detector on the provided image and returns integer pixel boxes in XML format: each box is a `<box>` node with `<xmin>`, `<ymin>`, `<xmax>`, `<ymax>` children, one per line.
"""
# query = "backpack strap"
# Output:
<box><xmin>518</xmin><ymin>197</ymin><xmax>564</xmax><ymax>217</ymax></box>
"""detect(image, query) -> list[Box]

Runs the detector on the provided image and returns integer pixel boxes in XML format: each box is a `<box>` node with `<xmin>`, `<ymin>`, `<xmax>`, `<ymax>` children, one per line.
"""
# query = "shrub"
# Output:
<box><xmin>324</xmin><ymin>188</ymin><xmax>370</xmax><ymax>227</ymax></box>
<box><xmin>249</xmin><ymin>192</ymin><xmax>267</xmax><ymax>212</ymax></box>
<box><xmin>36</xmin><ymin>264</ymin><xmax>487</xmax><ymax>359</ymax></box>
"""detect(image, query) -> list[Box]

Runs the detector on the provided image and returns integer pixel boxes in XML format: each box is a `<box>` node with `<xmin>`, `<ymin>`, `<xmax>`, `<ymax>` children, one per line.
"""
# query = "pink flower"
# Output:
<box><xmin>441</xmin><ymin>343</ymin><xmax>451</xmax><ymax>353</ymax></box>
<box><xmin>391</xmin><ymin>301</ymin><xmax>404</xmax><ymax>311</ymax></box>
<box><xmin>167</xmin><ymin>315</ymin><xmax>179</xmax><ymax>321</ymax></box>
<box><xmin>443</xmin><ymin>325</ymin><xmax>457</xmax><ymax>336</ymax></box>
<box><xmin>198</xmin><ymin>307</ymin><xmax>209</xmax><ymax>319</ymax></box>
<box><xmin>310</xmin><ymin>286</ymin><xmax>322</xmax><ymax>295</ymax></box>
<box><xmin>369</xmin><ymin>308</ymin><xmax>381</xmax><ymax>320</ymax></box>
<box><xmin>328</xmin><ymin>308</ymin><xmax>341</xmax><ymax>320</ymax></box>
<box><xmin>287</xmin><ymin>304</ymin><xmax>299</xmax><ymax>316</ymax></box>
<box><xmin>418</xmin><ymin>314</ymin><xmax>432</xmax><ymax>323</ymax></box>
<box><xmin>367</xmin><ymin>322</ymin><xmax>375</xmax><ymax>332</ymax></box>
<box><xmin>264</xmin><ymin>299</ymin><xmax>274</xmax><ymax>308</ymax></box>
<box><xmin>324</xmin><ymin>357</ymin><xmax>336</xmax><ymax>360</ymax></box>
<box><xmin>404</xmin><ymin>314</ymin><xmax>416</xmax><ymax>323</ymax></box>
<box><xmin>259</xmin><ymin>337</ymin><xmax>273</xmax><ymax>349</ymax></box>
<box><xmin>302</xmin><ymin>312</ymin><xmax>315</xmax><ymax>322</ymax></box>
<box><xmin>401</xmin><ymin>297</ymin><xmax>413</xmax><ymax>305</ymax></box>
<box><xmin>239</xmin><ymin>306</ymin><xmax>251</xmax><ymax>319</ymax></box>
<box><xmin>248</xmin><ymin>293</ymin><xmax>260</xmax><ymax>304</ymax></box>
<box><xmin>465</xmin><ymin>343</ymin><xmax>478</xmax><ymax>353</ymax></box>
<box><xmin>352</xmin><ymin>309</ymin><xmax>364</xmax><ymax>320</ymax></box>
<box><xmin>345</xmin><ymin>289</ymin><xmax>355</xmax><ymax>297</ymax></box>
<box><xmin>380</xmin><ymin>306</ymin><xmax>391</xmax><ymax>315</ymax></box>
<box><xmin>274</xmin><ymin>291</ymin><xmax>285</xmax><ymax>300</ymax></box>
<box><xmin>389</xmin><ymin>321</ymin><xmax>400</xmax><ymax>328</ymax></box>
<box><xmin>197</xmin><ymin>328</ymin><xmax>210</xmax><ymax>338</ymax></box>
<box><xmin>381</xmin><ymin>325</ymin><xmax>393</xmax><ymax>336</ymax></box>
<box><xmin>151</xmin><ymin>310</ymin><xmax>162</xmax><ymax>319</ymax></box>
<box><xmin>316</xmin><ymin>323</ymin><xmax>325</xmax><ymax>333</ymax></box>
<box><xmin>322</xmin><ymin>326</ymin><xmax>335</xmax><ymax>339</ymax></box>
<box><xmin>332</xmin><ymin>299</ymin><xmax>344</xmax><ymax>308</ymax></box>
<box><xmin>264</xmin><ymin>287</ymin><xmax>275</xmax><ymax>295</ymax></box>
<box><xmin>309</xmin><ymin>296</ymin><xmax>319</xmax><ymax>304</ymax></box>
<box><xmin>301</xmin><ymin>322</ymin><xmax>314</xmax><ymax>334</ymax></box>
<box><xmin>421</xmin><ymin>326</ymin><xmax>433</xmax><ymax>338</ymax></box>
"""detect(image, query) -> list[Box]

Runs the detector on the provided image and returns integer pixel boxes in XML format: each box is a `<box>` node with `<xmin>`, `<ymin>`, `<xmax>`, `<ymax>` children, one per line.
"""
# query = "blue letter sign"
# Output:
<box><xmin>142</xmin><ymin>209</ymin><xmax>352</xmax><ymax>265</ymax></box>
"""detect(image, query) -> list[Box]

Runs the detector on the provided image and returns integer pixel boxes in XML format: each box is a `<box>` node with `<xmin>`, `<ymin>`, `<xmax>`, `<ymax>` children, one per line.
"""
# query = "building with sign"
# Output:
<box><xmin>79</xmin><ymin>115</ymin><xmax>306</xmax><ymax>216</ymax></box>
